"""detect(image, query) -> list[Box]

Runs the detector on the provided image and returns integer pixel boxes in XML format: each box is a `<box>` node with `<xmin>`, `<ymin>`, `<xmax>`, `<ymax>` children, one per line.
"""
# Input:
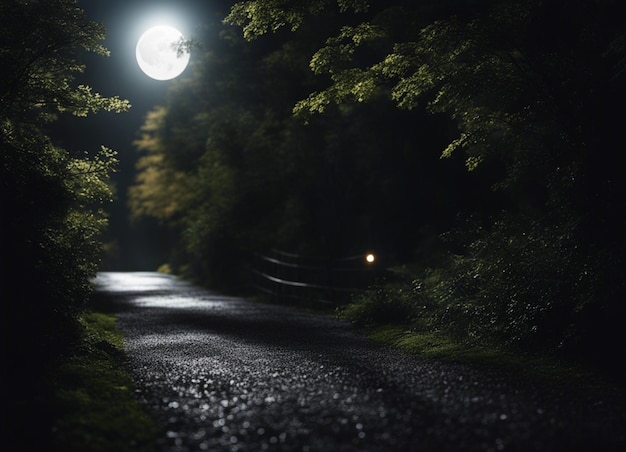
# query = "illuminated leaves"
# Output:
<box><xmin>227</xmin><ymin>0</ymin><xmax>584</xmax><ymax>177</ymax></box>
<box><xmin>293</xmin><ymin>23</ymin><xmax>386</xmax><ymax>119</ymax></box>
<box><xmin>129</xmin><ymin>107</ymin><xmax>193</xmax><ymax>222</ymax></box>
<box><xmin>225</xmin><ymin>0</ymin><xmax>369</xmax><ymax>40</ymax></box>
<box><xmin>217</xmin><ymin>0</ymin><xmax>626</xmax><ymax>367</ymax></box>
<box><xmin>66</xmin><ymin>146</ymin><xmax>118</xmax><ymax>206</ymax></box>
<box><xmin>294</xmin><ymin>68</ymin><xmax>378</xmax><ymax>118</ymax></box>
<box><xmin>226</xmin><ymin>0</ymin><xmax>326</xmax><ymax>39</ymax></box>
<box><xmin>129</xmin><ymin>154</ymin><xmax>192</xmax><ymax>222</ymax></box>
<box><xmin>0</xmin><ymin>0</ymin><xmax>129</xmax><ymax>331</ymax></box>
<box><xmin>67</xmin><ymin>85</ymin><xmax>131</xmax><ymax>117</ymax></box>
<box><xmin>0</xmin><ymin>0</ymin><xmax>130</xmax><ymax>124</ymax></box>
<box><xmin>310</xmin><ymin>23</ymin><xmax>384</xmax><ymax>75</ymax></box>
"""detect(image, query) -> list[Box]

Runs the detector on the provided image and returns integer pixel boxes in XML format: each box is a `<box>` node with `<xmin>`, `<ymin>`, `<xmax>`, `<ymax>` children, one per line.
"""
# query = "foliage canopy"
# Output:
<box><xmin>131</xmin><ymin>0</ymin><xmax>625</xmax><ymax>373</ymax></box>
<box><xmin>1</xmin><ymin>0</ymin><xmax>129</xmax><ymax>363</ymax></box>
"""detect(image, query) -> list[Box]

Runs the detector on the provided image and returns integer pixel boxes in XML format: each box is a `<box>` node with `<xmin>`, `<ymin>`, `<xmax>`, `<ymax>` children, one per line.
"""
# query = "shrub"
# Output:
<box><xmin>339</xmin><ymin>281</ymin><xmax>426</xmax><ymax>328</ymax></box>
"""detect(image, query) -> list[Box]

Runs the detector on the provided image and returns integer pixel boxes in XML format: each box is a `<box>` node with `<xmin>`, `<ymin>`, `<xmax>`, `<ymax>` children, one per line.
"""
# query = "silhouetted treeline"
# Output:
<box><xmin>0</xmin><ymin>0</ymin><xmax>127</xmax><ymax>372</ymax></box>
<box><xmin>130</xmin><ymin>2</ymin><xmax>482</xmax><ymax>287</ymax></box>
<box><xmin>129</xmin><ymin>0</ymin><xmax>625</xmax><ymax>375</ymax></box>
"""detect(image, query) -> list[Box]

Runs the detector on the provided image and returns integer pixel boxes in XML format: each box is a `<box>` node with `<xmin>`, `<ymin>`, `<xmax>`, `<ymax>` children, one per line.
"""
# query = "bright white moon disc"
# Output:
<box><xmin>136</xmin><ymin>25</ymin><xmax>190</xmax><ymax>80</ymax></box>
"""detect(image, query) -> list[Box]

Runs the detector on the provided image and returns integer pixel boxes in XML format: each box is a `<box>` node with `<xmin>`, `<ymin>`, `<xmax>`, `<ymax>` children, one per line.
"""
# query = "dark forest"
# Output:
<box><xmin>2</xmin><ymin>0</ymin><xmax>625</xmax><ymax>408</ymax></box>
<box><xmin>129</xmin><ymin>0</ymin><xmax>626</xmax><ymax>375</ymax></box>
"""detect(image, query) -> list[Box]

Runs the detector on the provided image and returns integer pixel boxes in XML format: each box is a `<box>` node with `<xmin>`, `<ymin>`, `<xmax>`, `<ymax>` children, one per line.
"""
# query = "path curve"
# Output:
<box><xmin>92</xmin><ymin>272</ymin><xmax>625</xmax><ymax>451</ymax></box>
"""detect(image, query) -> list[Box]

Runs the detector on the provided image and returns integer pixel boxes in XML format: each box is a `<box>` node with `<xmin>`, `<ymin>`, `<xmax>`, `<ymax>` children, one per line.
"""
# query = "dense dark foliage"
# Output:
<box><xmin>129</xmin><ymin>12</ymin><xmax>472</xmax><ymax>289</ymax></box>
<box><xmin>1</xmin><ymin>0</ymin><xmax>127</xmax><ymax>371</ymax></box>
<box><xmin>129</xmin><ymin>0</ymin><xmax>625</xmax><ymax>375</ymax></box>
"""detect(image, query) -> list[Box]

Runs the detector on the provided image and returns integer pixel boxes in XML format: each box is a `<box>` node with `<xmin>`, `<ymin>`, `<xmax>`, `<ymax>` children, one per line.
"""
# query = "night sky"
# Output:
<box><xmin>52</xmin><ymin>0</ymin><xmax>234</xmax><ymax>270</ymax></box>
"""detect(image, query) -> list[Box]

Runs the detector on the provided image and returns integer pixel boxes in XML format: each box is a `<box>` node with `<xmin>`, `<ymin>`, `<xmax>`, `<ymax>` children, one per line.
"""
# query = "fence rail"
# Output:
<box><xmin>249</xmin><ymin>249</ymin><xmax>386</xmax><ymax>306</ymax></box>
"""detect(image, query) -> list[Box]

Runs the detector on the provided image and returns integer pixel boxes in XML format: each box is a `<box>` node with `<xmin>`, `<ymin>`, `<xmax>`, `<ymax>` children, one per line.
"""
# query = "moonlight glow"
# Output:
<box><xmin>136</xmin><ymin>25</ymin><xmax>190</xmax><ymax>80</ymax></box>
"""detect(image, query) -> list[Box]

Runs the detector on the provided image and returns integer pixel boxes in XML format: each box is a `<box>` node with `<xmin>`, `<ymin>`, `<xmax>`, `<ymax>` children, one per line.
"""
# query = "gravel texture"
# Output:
<box><xmin>92</xmin><ymin>272</ymin><xmax>626</xmax><ymax>452</ymax></box>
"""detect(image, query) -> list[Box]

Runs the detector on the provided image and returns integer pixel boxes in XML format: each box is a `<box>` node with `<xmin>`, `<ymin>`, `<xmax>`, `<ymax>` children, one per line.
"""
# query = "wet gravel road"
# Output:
<box><xmin>93</xmin><ymin>272</ymin><xmax>625</xmax><ymax>451</ymax></box>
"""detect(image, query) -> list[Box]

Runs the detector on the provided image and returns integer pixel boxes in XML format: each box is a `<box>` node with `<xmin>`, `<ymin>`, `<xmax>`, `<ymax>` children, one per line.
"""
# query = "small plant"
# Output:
<box><xmin>50</xmin><ymin>311</ymin><xmax>159</xmax><ymax>452</ymax></box>
<box><xmin>339</xmin><ymin>281</ymin><xmax>425</xmax><ymax>328</ymax></box>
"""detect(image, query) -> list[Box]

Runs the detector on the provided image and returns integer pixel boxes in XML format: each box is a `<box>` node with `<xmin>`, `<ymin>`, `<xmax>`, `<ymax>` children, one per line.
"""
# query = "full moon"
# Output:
<box><xmin>136</xmin><ymin>25</ymin><xmax>190</xmax><ymax>81</ymax></box>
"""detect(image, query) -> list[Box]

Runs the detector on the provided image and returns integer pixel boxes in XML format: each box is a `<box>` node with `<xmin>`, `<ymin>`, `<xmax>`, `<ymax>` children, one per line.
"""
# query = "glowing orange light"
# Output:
<box><xmin>366</xmin><ymin>253</ymin><xmax>375</xmax><ymax>264</ymax></box>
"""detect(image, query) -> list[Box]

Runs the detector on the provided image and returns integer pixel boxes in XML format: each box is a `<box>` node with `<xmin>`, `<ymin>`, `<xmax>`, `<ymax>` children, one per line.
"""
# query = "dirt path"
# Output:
<box><xmin>93</xmin><ymin>272</ymin><xmax>626</xmax><ymax>451</ymax></box>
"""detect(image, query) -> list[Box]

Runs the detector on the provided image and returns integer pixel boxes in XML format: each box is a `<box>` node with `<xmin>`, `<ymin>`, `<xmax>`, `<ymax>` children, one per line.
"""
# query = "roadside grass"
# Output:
<box><xmin>50</xmin><ymin>287</ymin><xmax>612</xmax><ymax>450</ymax></box>
<box><xmin>39</xmin><ymin>292</ymin><xmax>620</xmax><ymax>452</ymax></box>
<box><xmin>48</xmin><ymin>311</ymin><xmax>159</xmax><ymax>452</ymax></box>
<box><xmin>364</xmin><ymin>324</ymin><xmax>619</xmax><ymax>389</ymax></box>
<box><xmin>252</xmin><ymin>292</ymin><xmax>610</xmax><ymax>387</ymax></box>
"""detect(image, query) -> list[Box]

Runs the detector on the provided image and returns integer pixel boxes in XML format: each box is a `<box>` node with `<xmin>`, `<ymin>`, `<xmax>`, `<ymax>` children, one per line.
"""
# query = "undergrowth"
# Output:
<box><xmin>338</xmin><ymin>262</ymin><xmax>625</xmax><ymax>387</ymax></box>
<box><xmin>47</xmin><ymin>312</ymin><xmax>159</xmax><ymax>451</ymax></box>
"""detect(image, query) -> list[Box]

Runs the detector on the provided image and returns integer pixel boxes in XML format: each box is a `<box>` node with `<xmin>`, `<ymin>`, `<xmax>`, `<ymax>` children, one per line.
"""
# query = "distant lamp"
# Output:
<box><xmin>365</xmin><ymin>253</ymin><xmax>376</xmax><ymax>264</ymax></box>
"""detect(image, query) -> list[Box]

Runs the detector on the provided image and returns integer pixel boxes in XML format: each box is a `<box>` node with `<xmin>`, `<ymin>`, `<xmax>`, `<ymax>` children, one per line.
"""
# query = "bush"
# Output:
<box><xmin>341</xmin><ymin>210</ymin><xmax>626</xmax><ymax>378</ymax></box>
<box><xmin>1</xmin><ymin>0</ymin><xmax>126</xmax><ymax>366</ymax></box>
<box><xmin>339</xmin><ymin>281</ymin><xmax>426</xmax><ymax>328</ymax></box>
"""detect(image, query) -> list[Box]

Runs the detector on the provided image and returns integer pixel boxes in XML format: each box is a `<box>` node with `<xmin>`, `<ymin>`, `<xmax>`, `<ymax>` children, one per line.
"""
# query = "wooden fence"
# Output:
<box><xmin>249</xmin><ymin>249</ymin><xmax>386</xmax><ymax>306</ymax></box>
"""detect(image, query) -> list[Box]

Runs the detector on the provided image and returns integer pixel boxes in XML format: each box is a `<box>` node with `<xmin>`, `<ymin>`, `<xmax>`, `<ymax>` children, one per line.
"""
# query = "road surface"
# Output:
<box><xmin>92</xmin><ymin>272</ymin><xmax>625</xmax><ymax>451</ymax></box>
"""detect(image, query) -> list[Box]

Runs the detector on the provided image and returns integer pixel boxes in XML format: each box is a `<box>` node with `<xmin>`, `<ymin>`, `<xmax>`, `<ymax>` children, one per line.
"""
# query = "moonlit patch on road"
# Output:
<box><xmin>92</xmin><ymin>272</ymin><xmax>191</xmax><ymax>292</ymax></box>
<box><xmin>133</xmin><ymin>296</ymin><xmax>231</xmax><ymax>309</ymax></box>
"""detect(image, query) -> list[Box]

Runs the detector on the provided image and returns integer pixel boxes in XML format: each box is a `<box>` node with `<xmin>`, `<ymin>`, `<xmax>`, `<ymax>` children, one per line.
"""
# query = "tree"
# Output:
<box><xmin>129</xmin><ymin>26</ymin><xmax>310</xmax><ymax>289</ymax></box>
<box><xmin>130</xmin><ymin>9</ymin><xmax>468</xmax><ymax>292</ymax></box>
<box><xmin>1</xmin><ymin>0</ymin><xmax>129</xmax><ymax>365</ymax></box>
<box><xmin>225</xmin><ymin>0</ymin><xmax>369</xmax><ymax>40</ymax></box>
<box><xmin>129</xmin><ymin>106</ymin><xmax>193</xmax><ymax>223</ymax></box>
<box><xmin>225</xmin><ymin>0</ymin><xmax>626</xmax><ymax>371</ymax></box>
